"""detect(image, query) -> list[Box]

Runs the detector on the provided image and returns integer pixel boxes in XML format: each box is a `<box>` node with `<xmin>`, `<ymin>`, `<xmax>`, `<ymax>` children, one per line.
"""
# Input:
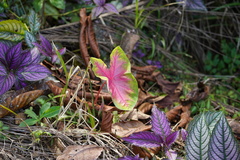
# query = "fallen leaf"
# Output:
<box><xmin>100</xmin><ymin>111</ymin><xmax>113</xmax><ymax>133</ymax></box>
<box><xmin>119</xmin><ymin>109</ymin><xmax>150</xmax><ymax>121</ymax></box>
<box><xmin>56</xmin><ymin>145</ymin><xmax>103</xmax><ymax>160</ymax></box>
<box><xmin>186</xmin><ymin>81</ymin><xmax>210</xmax><ymax>102</ymax></box>
<box><xmin>138</xmin><ymin>102</ymin><xmax>153</xmax><ymax>114</ymax></box>
<box><xmin>0</xmin><ymin>90</ymin><xmax>44</xmax><ymax>118</ymax></box>
<box><xmin>111</xmin><ymin>120</ymin><xmax>151</xmax><ymax>137</ymax></box>
<box><xmin>132</xmin><ymin>145</ymin><xmax>161</xmax><ymax>159</ymax></box>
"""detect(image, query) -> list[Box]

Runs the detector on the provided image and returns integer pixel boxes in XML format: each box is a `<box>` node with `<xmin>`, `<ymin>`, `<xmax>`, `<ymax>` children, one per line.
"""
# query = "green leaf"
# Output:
<box><xmin>49</xmin><ymin>0</ymin><xmax>65</xmax><ymax>9</ymax></box>
<box><xmin>25</xmin><ymin>31</ymin><xmax>36</xmax><ymax>48</ymax></box>
<box><xmin>19</xmin><ymin>119</ymin><xmax>39</xmax><ymax>127</ymax></box>
<box><xmin>40</xmin><ymin>106</ymin><xmax>60</xmax><ymax>118</ymax></box>
<box><xmin>44</xmin><ymin>2</ymin><xmax>59</xmax><ymax>19</ymax></box>
<box><xmin>33</xmin><ymin>0</ymin><xmax>44</xmax><ymax>12</ymax></box>
<box><xmin>0</xmin><ymin>19</ymin><xmax>27</xmax><ymax>41</ymax></box>
<box><xmin>40</xmin><ymin>102</ymin><xmax>51</xmax><ymax>115</ymax></box>
<box><xmin>28</xmin><ymin>9</ymin><xmax>41</xmax><ymax>33</ymax></box>
<box><xmin>186</xmin><ymin>114</ymin><xmax>210</xmax><ymax>160</ymax></box>
<box><xmin>25</xmin><ymin>109</ymin><xmax>38</xmax><ymax>119</ymax></box>
<box><xmin>208</xmin><ymin>115</ymin><xmax>240</xmax><ymax>159</ymax></box>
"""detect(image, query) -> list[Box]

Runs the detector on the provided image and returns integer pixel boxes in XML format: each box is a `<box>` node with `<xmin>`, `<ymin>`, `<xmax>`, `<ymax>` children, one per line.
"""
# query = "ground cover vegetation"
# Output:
<box><xmin>0</xmin><ymin>0</ymin><xmax>239</xmax><ymax>159</ymax></box>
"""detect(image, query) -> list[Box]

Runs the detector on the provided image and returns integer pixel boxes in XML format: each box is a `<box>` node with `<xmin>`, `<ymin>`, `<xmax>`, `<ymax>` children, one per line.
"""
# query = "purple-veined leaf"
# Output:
<box><xmin>0</xmin><ymin>62</ymin><xmax>7</xmax><ymax>76</ymax></box>
<box><xmin>93</xmin><ymin>0</ymin><xmax>105</xmax><ymax>6</ymax></box>
<box><xmin>165</xmin><ymin>149</ymin><xmax>178</xmax><ymax>160</ymax></box>
<box><xmin>208</xmin><ymin>115</ymin><xmax>240</xmax><ymax>160</ymax></box>
<box><xmin>6</xmin><ymin>43</ymin><xmax>22</xmax><ymax>69</ymax></box>
<box><xmin>180</xmin><ymin>128</ymin><xmax>188</xmax><ymax>141</ymax></box>
<box><xmin>0</xmin><ymin>42</ymin><xmax>9</xmax><ymax>61</ymax></box>
<box><xmin>90</xmin><ymin>46</ymin><xmax>138</xmax><ymax>110</ymax></box>
<box><xmin>165</xmin><ymin>131</ymin><xmax>179</xmax><ymax>147</ymax></box>
<box><xmin>151</xmin><ymin>105</ymin><xmax>171</xmax><ymax>139</ymax></box>
<box><xmin>122</xmin><ymin>131</ymin><xmax>163</xmax><ymax>148</ymax></box>
<box><xmin>185</xmin><ymin>114</ymin><xmax>210</xmax><ymax>160</ymax></box>
<box><xmin>18</xmin><ymin>50</ymin><xmax>32</xmax><ymax>67</ymax></box>
<box><xmin>176</xmin><ymin>0</ymin><xmax>207</xmax><ymax>11</ymax></box>
<box><xmin>0</xmin><ymin>72</ymin><xmax>15</xmax><ymax>95</ymax></box>
<box><xmin>92</xmin><ymin>6</ymin><xmax>105</xmax><ymax>18</ymax></box>
<box><xmin>104</xmin><ymin>3</ymin><xmax>119</xmax><ymax>14</ymax></box>
<box><xmin>20</xmin><ymin>64</ymin><xmax>51</xmax><ymax>81</ymax></box>
<box><xmin>39</xmin><ymin>34</ymin><xmax>52</xmax><ymax>56</ymax></box>
<box><xmin>118</xmin><ymin>154</ymin><xmax>143</xmax><ymax>160</ymax></box>
<box><xmin>30</xmin><ymin>47</ymin><xmax>41</xmax><ymax>64</ymax></box>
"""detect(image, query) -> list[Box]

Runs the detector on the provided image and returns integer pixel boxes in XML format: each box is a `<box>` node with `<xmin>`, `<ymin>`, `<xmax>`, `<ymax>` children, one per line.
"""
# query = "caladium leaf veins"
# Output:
<box><xmin>90</xmin><ymin>46</ymin><xmax>138</xmax><ymax>110</ymax></box>
<box><xmin>0</xmin><ymin>42</ymin><xmax>51</xmax><ymax>95</ymax></box>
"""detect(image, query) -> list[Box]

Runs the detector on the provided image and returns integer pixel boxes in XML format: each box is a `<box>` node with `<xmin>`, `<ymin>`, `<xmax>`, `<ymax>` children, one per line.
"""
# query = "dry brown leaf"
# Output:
<box><xmin>111</xmin><ymin>121</ymin><xmax>151</xmax><ymax>137</ymax></box>
<box><xmin>186</xmin><ymin>82</ymin><xmax>210</xmax><ymax>102</ymax></box>
<box><xmin>119</xmin><ymin>109</ymin><xmax>150</xmax><ymax>121</ymax></box>
<box><xmin>138</xmin><ymin>102</ymin><xmax>153</xmax><ymax>114</ymax></box>
<box><xmin>132</xmin><ymin>65</ymin><xmax>157</xmax><ymax>75</ymax></box>
<box><xmin>100</xmin><ymin>111</ymin><xmax>113</xmax><ymax>133</ymax></box>
<box><xmin>166</xmin><ymin>105</ymin><xmax>182</xmax><ymax>122</ymax></box>
<box><xmin>56</xmin><ymin>145</ymin><xmax>103</xmax><ymax>160</ymax></box>
<box><xmin>132</xmin><ymin>145</ymin><xmax>161</xmax><ymax>159</ymax></box>
<box><xmin>0</xmin><ymin>90</ymin><xmax>44</xmax><ymax>118</ymax></box>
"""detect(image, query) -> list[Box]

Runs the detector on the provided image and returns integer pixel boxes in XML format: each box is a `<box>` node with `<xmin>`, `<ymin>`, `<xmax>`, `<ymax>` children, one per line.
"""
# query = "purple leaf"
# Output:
<box><xmin>92</xmin><ymin>6</ymin><xmax>105</xmax><ymax>18</ymax></box>
<box><xmin>20</xmin><ymin>64</ymin><xmax>51</xmax><ymax>81</ymax></box>
<box><xmin>104</xmin><ymin>3</ymin><xmax>119</xmax><ymax>14</ymax></box>
<box><xmin>165</xmin><ymin>131</ymin><xmax>179</xmax><ymax>147</ymax></box>
<box><xmin>118</xmin><ymin>154</ymin><xmax>143</xmax><ymax>160</ymax></box>
<box><xmin>0</xmin><ymin>42</ymin><xmax>9</xmax><ymax>61</ymax></box>
<box><xmin>0</xmin><ymin>62</ymin><xmax>7</xmax><ymax>76</ymax></box>
<box><xmin>18</xmin><ymin>50</ymin><xmax>32</xmax><ymax>67</ymax></box>
<box><xmin>30</xmin><ymin>47</ymin><xmax>41</xmax><ymax>64</ymax></box>
<box><xmin>165</xmin><ymin>149</ymin><xmax>178</xmax><ymax>160</ymax></box>
<box><xmin>6</xmin><ymin>43</ymin><xmax>22</xmax><ymax>69</ymax></box>
<box><xmin>180</xmin><ymin>128</ymin><xmax>188</xmax><ymax>141</ymax></box>
<box><xmin>146</xmin><ymin>60</ymin><xmax>163</xmax><ymax>69</ymax></box>
<box><xmin>151</xmin><ymin>105</ymin><xmax>171</xmax><ymax>139</ymax></box>
<box><xmin>122</xmin><ymin>131</ymin><xmax>163</xmax><ymax>148</ymax></box>
<box><xmin>93</xmin><ymin>0</ymin><xmax>105</xmax><ymax>6</ymax></box>
<box><xmin>208</xmin><ymin>116</ymin><xmax>240</xmax><ymax>160</ymax></box>
<box><xmin>39</xmin><ymin>34</ymin><xmax>52</xmax><ymax>56</ymax></box>
<box><xmin>0</xmin><ymin>73</ymin><xmax>15</xmax><ymax>95</ymax></box>
<box><xmin>176</xmin><ymin>0</ymin><xmax>207</xmax><ymax>11</ymax></box>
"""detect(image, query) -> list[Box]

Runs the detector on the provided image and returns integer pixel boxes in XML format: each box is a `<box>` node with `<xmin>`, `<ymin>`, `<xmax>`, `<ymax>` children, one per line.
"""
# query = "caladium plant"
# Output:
<box><xmin>186</xmin><ymin>111</ymin><xmax>240</xmax><ymax>160</ymax></box>
<box><xmin>0</xmin><ymin>42</ymin><xmax>51</xmax><ymax>95</ymax></box>
<box><xmin>122</xmin><ymin>105</ymin><xmax>186</xmax><ymax>160</ymax></box>
<box><xmin>90</xmin><ymin>46</ymin><xmax>138</xmax><ymax>110</ymax></box>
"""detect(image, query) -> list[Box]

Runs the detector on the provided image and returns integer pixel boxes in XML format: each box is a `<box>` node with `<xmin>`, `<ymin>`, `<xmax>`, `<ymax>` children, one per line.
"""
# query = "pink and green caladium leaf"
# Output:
<box><xmin>90</xmin><ymin>46</ymin><xmax>138</xmax><ymax>110</ymax></box>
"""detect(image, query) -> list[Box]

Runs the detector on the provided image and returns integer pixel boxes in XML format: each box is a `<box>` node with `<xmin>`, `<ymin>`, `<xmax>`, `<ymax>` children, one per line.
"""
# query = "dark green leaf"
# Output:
<box><xmin>49</xmin><ymin>0</ymin><xmax>65</xmax><ymax>9</ymax></box>
<box><xmin>25</xmin><ymin>109</ymin><xmax>38</xmax><ymax>119</ymax></box>
<box><xmin>19</xmin><ymin>119</ymin><xmax>39</xmax><ymax>127</ymax></box>
<box><xmin>33</xmin><ymin>0</ymin><xmax>44</xmax><ymax>12</ymax></box>
<box><xmin>28</xmin><ymin>9</ymin><xmax>41</xmax><ymax>33</ymax></box>
<box><xmin>40</xmin><ymin>106</ymin><xmax>60</xmax><ymax>118</ymax></box>
<box><xmin>44</xmin><ymin>2</ymin><xmax>59</xmax><ymax>19</ymax></box>
<box><xmin>25</xmin><ymin>31</ymin><xmax>37</xmax><ymax>48</ymax></box>
<box><xmin>40</xmin><ymin>102</ymin><xmax>51</xmax><ymax>115</ymax></box>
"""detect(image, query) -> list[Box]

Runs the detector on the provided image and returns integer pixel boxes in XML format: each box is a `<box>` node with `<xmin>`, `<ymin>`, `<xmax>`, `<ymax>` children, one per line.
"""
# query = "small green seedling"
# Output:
<box><xmin>19</xmin><ymin>101</ymin><xmax>61</xmax><ymax>127</ymax></box>
<box><xmin>0</xmin><ymin>121</ymin><xmax>10</xmax><ymax>139</ymax></box>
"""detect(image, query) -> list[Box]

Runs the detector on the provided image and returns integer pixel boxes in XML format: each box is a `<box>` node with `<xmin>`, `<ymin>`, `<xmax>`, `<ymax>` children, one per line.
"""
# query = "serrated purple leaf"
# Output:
<box><xmin>0</xmin><ymin>42</ymin><xmax>9</xmax><ymax>61</ymax></box>
<box><xmin>19</xmin><ymin>50</ymin><xmax>32</xmax><ymax>67</ymax></box>
<box><xmin>165</xmin><ymin>149</ymin><xmax>178</xmax><ymax>160</ymax></box>
<box><xmin>151</xmin><ymin>105</ymin><xmax>171</xmax><ymax>139</ymax></box>
<box><xmin>6</xmin><ymin>43</ymin><xmax>22</xmax><ymax>69</ymax></box>
<box><xmin>20</xmin><ymin>64</ymin><xmax>51</xmax><ymax>81</ymax></box>
<box><xmin>118</xmin><ymin>154</ymin><xmax>143</xmax><ymax>160</ymax></box>
<box><xmin>92</xmin><ymin>6</ymin><xmax>105</xmax><ymax>18</ymax></box>
<box><xmin>0</xmin><ymin>73</ymin><xmax>15</xmax><ymax>95</ymax></box>
<box><xmin>30</xmin><ymin>47</ymin><xmax>41</xmax><ymax>64</ymax></box>
<box><xmin>39</xmin><ymin>35</ymin><xmax>52</xmax><ymax>56</ymax></box>
<box><xmin>0</xmin><ymin>62</ymin><xmax>7</xmax><ymax>76</ymax></box>
<box><xmin>180</xmin><ymin>128</ymin><xmax>188</xmax><ymax>141</ymax></box>
<box><xmin>208</xmin><ymin>116</ymin><xmax>240</xmax><ymax>160</ymax></box>
<box><xmin>104</xmin><ymin>3</ymin><xmax>119</xmax><ymax>14</ymax></box>
<box><xmin>122</xmin><ymin>131</ymin><xmax>163</xmax><ymax>148</ymax></box>
<box><xmin>94</xmin><ymin>0</ymin><xmax>105</xmax><ymax>6</ymax></box>
<box><xmin>165</xmin><ymin>131</ymin><xmax>179</xmax><ymax>147</ymax></box>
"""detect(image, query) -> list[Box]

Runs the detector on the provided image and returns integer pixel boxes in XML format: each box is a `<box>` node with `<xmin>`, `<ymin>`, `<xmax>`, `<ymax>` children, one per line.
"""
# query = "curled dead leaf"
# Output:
<box><xmin>56</xmin><ymin>145</ymin><xmax>103</xmax><ymax>160</ymax></box>
<box><xmin>138</xmin><ymin>102</ymin><xmax>153</xmax><ymax>114</ymax></box>
<box><xmin>132</xmin><ymin>145</ymin><xmax>161</xmax><ymax>159</ymax></box>
<box><xmin>100</xmin><ymin>111</ymin><xmax>113</xmax><ymax>133</ymax></box>
<box><xmin>186</xmin><ymin>82</ymin><xmax>210</xmax><ymax>102</ymax></box>
<box><xmin>111</xmin><ymin>120</ymin><xmax>151</xmax><ymax>137</ymax></box>
<box><xmin>119</xmin><ymin>109</ymin><xmax>150</xmax><ymax>121</ymax></box>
